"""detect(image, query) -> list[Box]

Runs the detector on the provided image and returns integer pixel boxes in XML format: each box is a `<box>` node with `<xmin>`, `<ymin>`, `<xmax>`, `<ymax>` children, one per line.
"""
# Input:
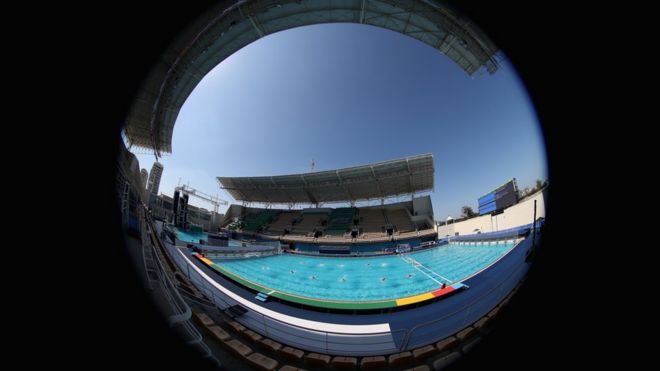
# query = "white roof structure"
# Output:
<box><xmin>218</xmin><ymin>154</ymin><xmax>434</xmax><ymax>204</ymax></box>
<box><xmin>123</xmin><ymin>0</ymin><xmax>500</xmax><ymax>155</ymax></box>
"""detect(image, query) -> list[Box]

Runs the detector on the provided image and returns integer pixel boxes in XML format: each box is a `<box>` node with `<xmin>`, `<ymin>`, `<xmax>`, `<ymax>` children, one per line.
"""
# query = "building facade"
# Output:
<box><xmin>147</xmin><ymin>162</ymin><xmax>164</xmax><ymax>201</ymax></box>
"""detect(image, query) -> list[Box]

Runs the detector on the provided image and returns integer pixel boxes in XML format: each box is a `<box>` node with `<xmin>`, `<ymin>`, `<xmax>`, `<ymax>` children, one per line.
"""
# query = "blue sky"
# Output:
<box><xmin>131</xmin><ymin>23</ymin><xmax>547</xmax><ymax>220</ymax></box>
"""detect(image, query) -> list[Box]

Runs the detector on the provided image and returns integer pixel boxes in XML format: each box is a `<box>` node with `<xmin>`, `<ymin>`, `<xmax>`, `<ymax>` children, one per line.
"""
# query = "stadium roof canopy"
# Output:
<box><xmin>123</xmin><ymin>0</ymin><xmax>500</xmax><ymax>156</ymax></box>
<box><xmin>218</xmin><ymin>154</ymin><xmax>434</xmax><ymax>204</ymax></box>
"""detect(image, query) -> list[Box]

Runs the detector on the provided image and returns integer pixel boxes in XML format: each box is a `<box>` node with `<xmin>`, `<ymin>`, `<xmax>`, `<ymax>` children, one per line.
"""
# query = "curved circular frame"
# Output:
<box><xmin>117</xmin><ymin>0</ymin><xmax>548</xmax><ymax>365</ymax></box>
<box><xmin>123</xmin><ymin>0</ymin><xmax>499</xmax><ymax>155</ymax></box>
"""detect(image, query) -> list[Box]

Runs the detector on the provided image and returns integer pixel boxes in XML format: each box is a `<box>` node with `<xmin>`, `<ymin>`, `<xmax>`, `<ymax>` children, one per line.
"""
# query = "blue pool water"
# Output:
<box><xmin>174</xmin><ymin>227</ymin><xmax>279</xmax><ymax>248</ymax></box>
<box><xmin>174</xmin><ymin>228</ymin><xmax>208</xmax><ymax>243</ymax></box>
<box><xmin>212</xmin><ymin>242</ymin><xmax>516</xmax><ymax>302</ymax></box>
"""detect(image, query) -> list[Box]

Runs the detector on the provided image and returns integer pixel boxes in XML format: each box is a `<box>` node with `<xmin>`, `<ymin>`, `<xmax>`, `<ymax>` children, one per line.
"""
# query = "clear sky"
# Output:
<box><xmin>131</xmin><ymin>23</ymin><xmax>547</xmax><ymax>220</ymax></box>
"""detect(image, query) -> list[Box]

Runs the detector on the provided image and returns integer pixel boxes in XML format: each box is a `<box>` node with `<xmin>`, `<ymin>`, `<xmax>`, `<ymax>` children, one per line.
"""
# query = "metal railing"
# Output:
<box><xmin>158</xmin><ymin>215</ymin><xmax>531</xmax><ymax>356</ymax></box>
<box><xmin>398</xmin><ymin>255</ymin><xmax>528</xmax><ymax>350</ymax></box>
<box><xmin>163</xmin><ymin>238</ymin><xmax>404</xmax><ymax>355</ymax></box>
<box><xmin>140</xmin><ymin>209</ymin><xmax>221</xmax><ymax>367</ymax></box>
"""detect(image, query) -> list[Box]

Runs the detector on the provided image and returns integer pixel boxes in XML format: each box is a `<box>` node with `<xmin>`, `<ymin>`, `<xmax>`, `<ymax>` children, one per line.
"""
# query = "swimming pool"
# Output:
<box><xmin>173</xmin><ymin>227</ymin><xmax>280</xmax><ymax>249</ymax></box>
<box><xmin>174</xmin><ymin>228</ymin><xmax>208</xmax><ymax>243</ymax></box>
<box><xmin>203</xmin><ymin>242</ymin><xmax>516</xmax><ymax>307</ymax></box>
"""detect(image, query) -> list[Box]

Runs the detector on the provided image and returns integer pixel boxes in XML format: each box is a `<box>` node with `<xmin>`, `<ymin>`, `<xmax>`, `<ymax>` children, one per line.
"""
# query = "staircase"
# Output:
<box><xmin>255</xmin><ymin>292</ymin><xmax>270</xmax><ymax>302</ymax></box>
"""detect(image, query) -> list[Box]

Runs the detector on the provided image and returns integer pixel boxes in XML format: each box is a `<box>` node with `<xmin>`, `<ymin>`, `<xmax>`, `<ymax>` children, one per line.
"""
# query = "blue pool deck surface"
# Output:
<box><xmin>211</xmin><ymin>242</ymin><xmax>515</xmax><ymax>302</ymax></box>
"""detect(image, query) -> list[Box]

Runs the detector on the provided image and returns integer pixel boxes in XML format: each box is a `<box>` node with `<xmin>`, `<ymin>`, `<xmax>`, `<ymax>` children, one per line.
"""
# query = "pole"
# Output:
<box><xmin>532</xmin><ymin>199</ymin><xmax>537</xmax><ymax>247</ymax></box>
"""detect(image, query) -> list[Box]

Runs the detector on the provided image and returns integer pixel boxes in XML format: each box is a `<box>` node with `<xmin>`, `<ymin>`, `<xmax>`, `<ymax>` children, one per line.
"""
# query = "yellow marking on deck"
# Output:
<box><xmin>396</xmin><ymin>292</ymin><xmax>435</xmax><ymax>306</ymax></box>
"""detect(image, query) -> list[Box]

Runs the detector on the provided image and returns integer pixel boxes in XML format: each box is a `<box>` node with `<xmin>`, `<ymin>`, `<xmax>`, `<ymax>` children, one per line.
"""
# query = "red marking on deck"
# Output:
<box><xmin>431</xmin><ymin>286</ymin><xmax>455</xmax><ymax>297</ymax></box>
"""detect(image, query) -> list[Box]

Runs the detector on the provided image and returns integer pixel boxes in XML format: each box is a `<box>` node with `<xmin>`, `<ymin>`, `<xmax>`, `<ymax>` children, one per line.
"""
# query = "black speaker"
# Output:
<box><xmin>177</xmin><ymin>194</ymin><xmax>189</xmax><ymax>228</ymax></box>
<box><xmin>173</xmin><ymin>190</ymin><xmax>180</xmax><ymax>215</ymax></box>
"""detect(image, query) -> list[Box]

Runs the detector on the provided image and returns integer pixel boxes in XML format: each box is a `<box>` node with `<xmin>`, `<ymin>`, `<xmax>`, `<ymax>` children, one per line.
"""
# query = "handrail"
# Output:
<box><xmin>169</xmin><ymin>241</ymin><xmax>403</xmax><ymax>354</ymax></box>
<box><xmin>182</xmin><ymin>254</ymin><xmax>397</xmax><ymax>337</ymax></box>
<box><xmin>139</xmin><ymin>208</ymin><xmax>156</xmax><ymax>291</ymax></box>
<box><xmin>398</xmin><ymin>255</ymin><xmax>527</xmax><ymax>349</ymax></box>
<box><xmin>157</xmin><ymin>212</ymin><xmax>530</xmax><ymax>356</ymax></box>
<box><xmin>145</xmin><ymin>224</ymin><xmax>192</xmax><ymax>325</ymax></box>
<box><xmin>139</xmin><ymin>207</ymin><xmax>220</xmax><ymax>365</ymax></box>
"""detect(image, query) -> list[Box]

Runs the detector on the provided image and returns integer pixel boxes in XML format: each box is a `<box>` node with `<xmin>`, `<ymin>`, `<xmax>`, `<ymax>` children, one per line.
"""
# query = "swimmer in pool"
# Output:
<box><xmin>311</xmin><ymin>275</ymin><xmax>317</xmax><ymax>280</ymax></box>
<box><xmin>290</xmin><ymin>270</ymin><xmax>295</xmax><ymax>274</ymax></box>
<box><xmin>406</xmin><ymin>273</ymin><xmax>414</xmax><ymax>278</ymax></box>
<box><xmin>380</xmin><ymin>277</ymin><xmax>387</xmax><ymax>282</ymax></box>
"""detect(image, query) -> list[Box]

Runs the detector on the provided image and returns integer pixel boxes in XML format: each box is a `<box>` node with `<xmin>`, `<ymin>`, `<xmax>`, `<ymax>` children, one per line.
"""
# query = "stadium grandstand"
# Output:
<box><xmin>217</xmin><ymin>154</ymin><xmax>437</xmax><ymax>247</ymax></box>
<box><xmin>114</xmin><ymin>1</ymin><xmax>546</xmax><ymax>368</ymax></box>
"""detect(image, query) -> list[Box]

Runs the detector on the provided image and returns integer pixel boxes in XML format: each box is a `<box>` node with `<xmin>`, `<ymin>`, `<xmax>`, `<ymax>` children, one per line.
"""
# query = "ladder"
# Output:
<box><xmin>121</xmin><ymin>181</ymin><xmax>130</xmax><ymax>226</ymax></box>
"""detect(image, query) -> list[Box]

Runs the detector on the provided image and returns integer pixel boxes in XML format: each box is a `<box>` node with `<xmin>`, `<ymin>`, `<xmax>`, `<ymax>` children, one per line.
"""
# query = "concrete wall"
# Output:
<box><xmin>437</xmin><ymin>189</ymin><xmax>546</xmax><ymax>238</ymax></box>
<box><xmin>186</xmin><ymin>209</ymin><xmax>223</xmax><ymax>231</ymax></box>
<box><xmin>411</xmin><ymin>214</ymin><xmax>433</xmax><ymax>230</ymax></box>
<box><xmin>412</xmin><ymin>195</ymin><xmax>433</xmax><ymax>217</ymax></box>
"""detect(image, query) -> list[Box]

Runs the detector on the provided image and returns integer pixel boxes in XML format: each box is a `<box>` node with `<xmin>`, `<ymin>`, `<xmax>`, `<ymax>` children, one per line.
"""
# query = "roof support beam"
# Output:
<box><xmin>239</xmin><ymin>5</ymin><xmax>264</xmax><ymax>38</ymax></box>
<box><xmin>370</xmin><ymin>165</ymin><xmax>384</xmax><ymax>199</ymax></box>
<box><xmin>231</xmin><ymin>187</ymin><xmax>249</xmax><ymax>202</ymax></box>
<box><xmin>300</xmin><ymin>175</ymin><xmax>316</xmax><ymax>204</ymax></box>
<box><xmin>336</xmin><ymin>170</ymin><xmax>354</xmax><ymax>201</ymax></box>
<box><xmin>218</xmin><ymin>155</ymin><xmax>433</xmax><ymax>203</ymax></box>
<box><xmin>126</xmin><ymin>1</ymin><xmax>499</xmax><ymax>154</ymax></box>
<box><xmin>360</xmin><ymin>0</ymin><xmax>366</xmax><ymax>24</ymax></box>
<box><xmin>401</xmin><ymin>11</ymin><xmax>414</xmax><ymax>34</ymax></box>
<box><xmin>247</xmin><ymin>177</ymin><xmax>270</xmax><ymax>203</ymax></box>
<box><xmin>405</xmin><ymin>157</ymin><xmax>414</xmax><ymax>196</ymax></box>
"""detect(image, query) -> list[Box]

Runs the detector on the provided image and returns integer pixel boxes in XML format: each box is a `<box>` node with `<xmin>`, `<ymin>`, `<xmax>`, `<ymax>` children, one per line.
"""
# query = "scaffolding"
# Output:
<box><xmin>175</xmin><ymin>184</ymin><xmax>228</xmax><ymax>227</ymax></box>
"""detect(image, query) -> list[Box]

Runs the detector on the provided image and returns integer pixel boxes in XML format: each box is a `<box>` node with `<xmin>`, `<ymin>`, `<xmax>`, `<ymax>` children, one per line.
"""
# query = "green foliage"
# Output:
<box><xmin>461</xmin><ymin>206</ymin><xmax>477</xmax><ymax>218</ymax></box>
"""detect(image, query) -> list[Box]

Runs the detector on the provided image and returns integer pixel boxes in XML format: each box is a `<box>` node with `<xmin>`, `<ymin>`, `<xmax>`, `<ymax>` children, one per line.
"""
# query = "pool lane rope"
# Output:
<box><xmin>399</xmin><ymin>254</ymin><xmax>451</xmax><ymax>285</ymax></box>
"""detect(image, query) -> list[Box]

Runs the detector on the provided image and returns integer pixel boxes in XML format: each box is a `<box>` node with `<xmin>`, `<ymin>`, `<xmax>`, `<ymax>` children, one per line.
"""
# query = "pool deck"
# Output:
<box><xmin>193</xmin><ymin>252</ymin><xmax>467</xmax><ymax>310</ymax></box>
<box><xmin>175</xmin><ymin>236</ymin><xmax>531</xmax><ymax>330</ymax></box>
<box><xmin>160</xmin><ymin>213</ymin><xmax>534</xmax><ymax>354</ymax></box>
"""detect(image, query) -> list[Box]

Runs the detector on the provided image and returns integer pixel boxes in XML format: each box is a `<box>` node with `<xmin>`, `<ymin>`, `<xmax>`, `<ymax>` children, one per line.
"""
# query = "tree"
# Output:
<box><xmin>535</xmin><ymin>179</ymin><xmax>544</xmax><ymax>190</ymax></box>
<box><xmin>461</xmin><ymin>206</ymin><xmax>477</xmax><ymax>218</ymax></box>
